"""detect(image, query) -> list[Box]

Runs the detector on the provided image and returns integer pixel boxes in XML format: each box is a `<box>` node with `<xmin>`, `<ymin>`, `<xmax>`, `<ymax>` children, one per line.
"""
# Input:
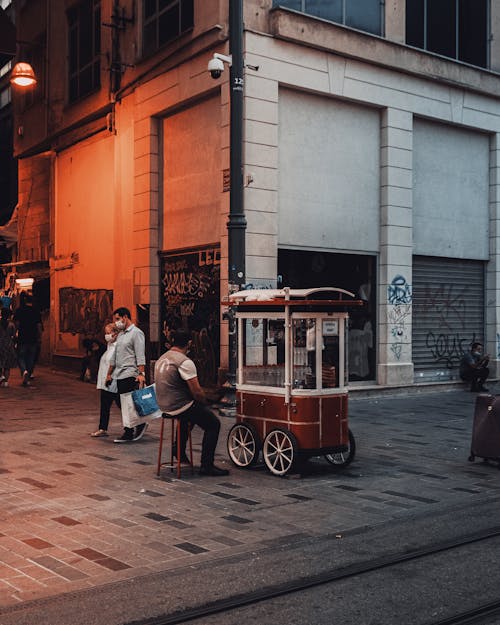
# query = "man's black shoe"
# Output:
<box><xmin>199</xmin><ymin>465</ymin><xmax>229</xmax><ymax>477</ymax></box>
<box><xmin>114</xmin><ymin>431</ymin><xmax>134</xmax><ymax>443</ymax></box>
<box><xmin>133</xmin><ymin>423</ymin><xmax>148</xmax><ymax>441</ymax></box>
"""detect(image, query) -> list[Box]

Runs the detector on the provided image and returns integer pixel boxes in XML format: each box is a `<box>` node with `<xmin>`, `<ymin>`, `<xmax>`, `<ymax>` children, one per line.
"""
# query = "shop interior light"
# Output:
<box><xmin>15</xmin><ymin>277</ymin><xmax>34</xmax><ymax>289</ymax></box>
<box><xmin>10</xmin><ymin>62</ymin><xmax>36</xmax><ymax>87</ymax></box>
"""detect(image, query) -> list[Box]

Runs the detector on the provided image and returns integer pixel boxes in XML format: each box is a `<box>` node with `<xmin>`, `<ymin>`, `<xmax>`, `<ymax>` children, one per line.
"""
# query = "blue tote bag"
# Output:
<box><xmin>131</xmin><ymin>384</ymin><xmax>161</xmax><ymax>417</ymax></box>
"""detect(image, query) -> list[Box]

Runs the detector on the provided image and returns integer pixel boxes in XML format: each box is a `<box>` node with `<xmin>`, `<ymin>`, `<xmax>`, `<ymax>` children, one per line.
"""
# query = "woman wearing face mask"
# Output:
<box><xmin>90</xmin><ymin>323</ymin><xmax>121</xmax><ymax>437</ymax></box>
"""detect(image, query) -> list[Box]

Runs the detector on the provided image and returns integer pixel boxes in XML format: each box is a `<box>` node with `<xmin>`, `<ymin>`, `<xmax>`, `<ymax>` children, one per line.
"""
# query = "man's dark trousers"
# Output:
<box><xmin>462</xmin><ymin>367</ymin><xmax>489</xmax><ymax>391</ymax></box>
<box><xmin>178</xmin><ymin>402</ymin><xmax>221</xmax><ymax>468</ymax></box>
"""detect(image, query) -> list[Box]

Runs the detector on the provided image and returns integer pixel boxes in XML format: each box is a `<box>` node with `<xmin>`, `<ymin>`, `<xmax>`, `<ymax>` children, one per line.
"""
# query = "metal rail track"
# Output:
<box><xmin>130</xmin><ymin>525</ymin><xmax>500</xmax><ymax>625</ymax></box>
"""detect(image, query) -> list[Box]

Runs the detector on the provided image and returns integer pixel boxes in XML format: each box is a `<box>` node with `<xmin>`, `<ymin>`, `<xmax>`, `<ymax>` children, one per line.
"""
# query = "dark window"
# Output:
<box><xmin>406</xmin><ymin>0</ymin><xmax>424</xmax><ymax>48</ymax></box>
<box><xmin>142</xmin><ymin>0</ymin><xmax>194</xmax><ymax>58</ymax></box>
<box><xmin>459</xmin><ymin>0</ymin><xmax>488</xmax><ymax>67</ymax></box>
<box><xmin>406</xmin><ymin>0</ymin><xmax>488</xmax><ymax>68</ymax></box>
<box><xmin>272</xmin><ymin>0</ymin><xmax>382</xmax><ymax>36</ymax></box>
<box><xmin>67</xmin><ymin>0</ymin><xmax>101</xmax><ymax>103</ymax></box>
<box><xmin>427</xmin><ymin>0</ymin><xmax>456</xmax><ymax>59</ymax></box>
<box><xmin>278</xmin><ymin>249</ymin><xmax>377</xmax><ymax>382</ymax></box>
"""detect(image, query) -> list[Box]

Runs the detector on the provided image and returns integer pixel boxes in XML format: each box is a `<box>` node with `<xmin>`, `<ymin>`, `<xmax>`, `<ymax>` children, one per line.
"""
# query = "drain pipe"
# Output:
<box><xmin>225</xmin><ymin>0</ymin><xmax>246</xmax><ymax>401</ymax></box>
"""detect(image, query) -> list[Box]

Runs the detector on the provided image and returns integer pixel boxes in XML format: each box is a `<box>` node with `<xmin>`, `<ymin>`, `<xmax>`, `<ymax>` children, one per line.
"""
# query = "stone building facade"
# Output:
<box><xmin>8</xmin><ymin>0</ymin><xmax>500</xmax><ymax>386</ymax></box>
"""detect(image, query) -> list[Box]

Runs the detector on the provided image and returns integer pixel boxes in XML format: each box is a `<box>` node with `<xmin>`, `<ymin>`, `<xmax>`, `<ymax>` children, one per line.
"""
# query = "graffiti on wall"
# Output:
<box><xmin>425</xmin><ymin>331</ymin><xmax>477</xmax><ymax>368</ymax></box>
<box><xmin>414</xmin><ymin>282</ymin><xmax>476</xmax><ymax>368</ymax></box>
<box><xmin>160</xmin><ymin>246</ymin><xmax>220</xmax><ymax>387</ymax></box>
<box><xmin>59</xmin><ymin>288</ymin><xmax>113</xmax><ymax>336</ymax></box>
<box><xmin>388</xmin><ymin>274</ymin><xmax>412</xmax><ymax>305</ymax></box>
<box><xmin>388</xmin><ymin>275</ymin><xmax>412</xmax><ymax>361</ymax></box>
<box><xmin>419</xmin><ymin>283</ymin><xmax>467</xmax><ymax>331</ymax></box>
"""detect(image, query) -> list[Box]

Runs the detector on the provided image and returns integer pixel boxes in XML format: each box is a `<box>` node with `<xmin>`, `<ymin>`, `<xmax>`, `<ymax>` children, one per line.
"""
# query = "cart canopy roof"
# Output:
<box><xmin>228</xmin><ymin>286</ymin><xmax>356</xmax><ymax>303</ymax></box>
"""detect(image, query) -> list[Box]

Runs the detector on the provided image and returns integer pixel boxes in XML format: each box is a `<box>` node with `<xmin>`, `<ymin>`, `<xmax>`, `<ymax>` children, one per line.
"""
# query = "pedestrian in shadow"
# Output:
<box><xmin>0</xmin><ymin>308</ymin><xmax>17</xmax><ymax>387</ymax></box>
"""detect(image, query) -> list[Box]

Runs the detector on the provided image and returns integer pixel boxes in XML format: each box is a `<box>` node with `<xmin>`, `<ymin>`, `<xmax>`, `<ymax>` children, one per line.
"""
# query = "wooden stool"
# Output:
<box><xmin>157</xmin><ymin>413</ymin><xmax>194</xmax><ymax>478</ymax></box>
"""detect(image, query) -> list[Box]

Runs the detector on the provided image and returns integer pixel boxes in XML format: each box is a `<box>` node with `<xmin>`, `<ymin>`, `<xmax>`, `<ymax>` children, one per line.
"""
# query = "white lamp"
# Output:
<box><xmin>10</xmin><ymin>62</ymin><xmax>37</xmax><ymax>87</ymax></box>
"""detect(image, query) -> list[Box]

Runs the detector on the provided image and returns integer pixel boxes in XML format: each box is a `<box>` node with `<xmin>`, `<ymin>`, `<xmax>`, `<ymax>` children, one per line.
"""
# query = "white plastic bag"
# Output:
<box><xmin>120</xmin><ymin>391</ymin><xmax>163</xmax><ymax>428</ymax></box>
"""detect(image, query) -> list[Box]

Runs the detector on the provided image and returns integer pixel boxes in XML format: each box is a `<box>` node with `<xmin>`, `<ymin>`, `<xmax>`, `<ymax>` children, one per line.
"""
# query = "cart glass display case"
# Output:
<box><xmin>226</xmin><ymin>287</ymin><xmax>362</xmax><ymax>476</ymax></box>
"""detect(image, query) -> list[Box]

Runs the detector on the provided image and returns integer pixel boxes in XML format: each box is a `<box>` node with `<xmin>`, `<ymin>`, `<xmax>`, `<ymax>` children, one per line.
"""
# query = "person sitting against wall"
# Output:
<box><xmin>459</xmin><ymin>342</ymin><xmax>489</xmax><ymax>393</ymax></box>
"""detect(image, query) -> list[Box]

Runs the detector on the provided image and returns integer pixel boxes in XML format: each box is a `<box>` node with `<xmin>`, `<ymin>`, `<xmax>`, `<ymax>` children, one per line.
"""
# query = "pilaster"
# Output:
<box><xmin>132</xmin><ymin>115</ymin><xmax>161</xmax><ymax>342</ymax></box>
<box><xmin>378</xmin><ymin>108</ymin><xmax>414</xmax><ymax>385</ymax></box>
<box><xmin>486</xmin><ymin>133</ymin><xmax>500</xmax><ymax>377</ymax></box>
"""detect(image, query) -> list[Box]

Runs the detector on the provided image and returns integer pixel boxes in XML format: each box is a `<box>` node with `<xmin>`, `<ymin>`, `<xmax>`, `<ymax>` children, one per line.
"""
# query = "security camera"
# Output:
<box><xmin>207</xmin><ymin>53</ymin><xmax>232</xmax><ymax>79</ymax></box>
<box><xmin>208</xmin><ymin>56</ymin><xmax>225</xmax><ymax>79</ymax></box>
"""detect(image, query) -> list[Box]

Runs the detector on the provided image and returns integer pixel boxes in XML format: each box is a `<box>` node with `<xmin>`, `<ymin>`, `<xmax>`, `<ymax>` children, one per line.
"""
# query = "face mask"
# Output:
<box><xmin>473</xmin><ymin>351</ymin><xmax>481</xmax><ymax>357</ymax></box>
<box><xmin>105</xmin><ymin>333</ymin><xmax>115</xmax><ymax>342</ymax></box>
<box><xmin>115</xmin><ymin>320</ymin><xmax>125</xmax><ymax>330</ymax></box>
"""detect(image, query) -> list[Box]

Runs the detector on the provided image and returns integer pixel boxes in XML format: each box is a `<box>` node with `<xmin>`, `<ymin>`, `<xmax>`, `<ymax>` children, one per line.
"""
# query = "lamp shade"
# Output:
<box><xmin>10</xmin><ymin>62</ymin><xmax>37</xmax><ymax>87</ymax></box>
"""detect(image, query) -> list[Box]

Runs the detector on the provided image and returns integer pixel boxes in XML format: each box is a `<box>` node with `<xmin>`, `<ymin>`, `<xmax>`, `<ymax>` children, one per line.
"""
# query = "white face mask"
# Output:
<box><xmin>105</xmin><ymin>333</ymin><xmax>115</xmax><ymax>342</ymax></box>
<box><xmin>115</xmin><ymin>319</ymin><xmax>125</xmax><ymax>330</ymax></box>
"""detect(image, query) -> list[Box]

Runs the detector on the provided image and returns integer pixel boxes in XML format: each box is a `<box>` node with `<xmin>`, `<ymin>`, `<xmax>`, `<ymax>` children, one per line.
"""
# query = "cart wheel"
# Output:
<box><xmin>227</xmin><ymin>423</ymin><xmax>261</xmax><ymax>468</ymax></box>
<box><xmin>263</xmin><ymin>428</ymin><xmax>298</xmax><ymax>476</ymax></box>
<box><xmin>324</xmin><ymin>429</ymin><xmax>356</xmax><ymax>467</ymax></box>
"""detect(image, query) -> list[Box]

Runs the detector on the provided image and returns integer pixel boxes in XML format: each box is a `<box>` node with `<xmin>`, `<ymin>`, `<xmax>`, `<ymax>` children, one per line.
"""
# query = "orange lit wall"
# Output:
<box><xmin>17</xmin><ymin>157</ymin><xmax>51</xmax><ymax>263</ymax></box>
<box><xmin>54</xmin><ymin>133</ymin><xmax>116</xmax><ymax>353</ymax></box>
<box><xmin>162</xmin><ymin>95</ymin><xmax>221</xmax><ymax>249</ymax></box>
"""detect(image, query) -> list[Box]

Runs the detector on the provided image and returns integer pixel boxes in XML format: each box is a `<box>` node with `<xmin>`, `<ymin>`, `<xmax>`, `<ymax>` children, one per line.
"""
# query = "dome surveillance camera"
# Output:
<box><xmin>208</xmin><ymin>56</ymin><xmax>225</xmax><ymax>79</ymax></box>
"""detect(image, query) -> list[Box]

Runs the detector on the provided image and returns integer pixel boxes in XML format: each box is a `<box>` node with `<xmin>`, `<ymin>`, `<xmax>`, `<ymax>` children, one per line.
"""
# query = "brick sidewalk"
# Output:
<box><xmin>0</xmin><ymin>366</ymin><xmax>495</xmax><ymax>607</ymax></box>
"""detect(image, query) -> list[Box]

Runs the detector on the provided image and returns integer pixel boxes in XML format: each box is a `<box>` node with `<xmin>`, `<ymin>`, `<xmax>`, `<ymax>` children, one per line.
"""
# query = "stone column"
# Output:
<box><xmin>378</xmin><ymin>108</ymin><xmax>414</xmax><ymax>386</ymax></box>
<box><xmin>486</xmin><ymin>133</ymin><xmax>500</xmax><ymax>377</ymax></box>
<box><xmin>490</xmin><ymin>1</ymin><xmax>500</xmax><ymax>73</ymax></box>
<box><xmin>384</xmin><ymin>0</ymin><xmax>405</xmax><ymax>44</ymax></box>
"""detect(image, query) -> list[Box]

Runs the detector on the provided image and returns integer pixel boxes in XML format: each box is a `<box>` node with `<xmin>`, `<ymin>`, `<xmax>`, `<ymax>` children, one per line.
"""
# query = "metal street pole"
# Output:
<box><xmin>225</xmin><ymin>0</ymin><xmax>246</xmax><ymax>402</ymax></box>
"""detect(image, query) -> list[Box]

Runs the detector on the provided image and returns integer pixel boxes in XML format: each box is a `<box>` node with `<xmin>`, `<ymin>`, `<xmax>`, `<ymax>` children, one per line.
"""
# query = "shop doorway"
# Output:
<box><xmin>278</xmin><ymin>249</ymin><xmax>376</xmax><ymax>381</ymax></box>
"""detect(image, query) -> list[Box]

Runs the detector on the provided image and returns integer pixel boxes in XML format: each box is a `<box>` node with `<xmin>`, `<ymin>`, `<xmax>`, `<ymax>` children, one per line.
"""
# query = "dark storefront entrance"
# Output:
<box><xmin>278</xmin><ymin>249</ymin><xmax>377</xmax><ymax>381</ymax></box>
<box><xmin>160</xmin><ymin>245</ymin><xmax>220</xmax><ymax>387</ymax></box>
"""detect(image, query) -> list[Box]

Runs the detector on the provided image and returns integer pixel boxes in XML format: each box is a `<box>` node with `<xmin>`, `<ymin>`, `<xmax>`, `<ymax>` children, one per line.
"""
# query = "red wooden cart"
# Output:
<box><xmin>225</xmin><ymin>287</ymin><xmax>363</xmax><ymax>476</ymax></box>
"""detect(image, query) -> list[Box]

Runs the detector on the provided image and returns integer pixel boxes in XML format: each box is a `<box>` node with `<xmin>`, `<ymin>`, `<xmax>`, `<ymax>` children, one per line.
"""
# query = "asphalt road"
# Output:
<box><xmin>2</xmin><ymin>494</ymin><xmax>500</xmax><ymax>625</ymax></box>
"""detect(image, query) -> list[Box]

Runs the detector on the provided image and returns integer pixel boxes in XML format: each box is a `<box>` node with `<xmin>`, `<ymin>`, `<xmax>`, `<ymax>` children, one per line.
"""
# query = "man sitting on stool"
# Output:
<box><xmin>154</xmin><ymin>329</ymin><xmax>229</xmax><ymax>477</ymax></box>
<box><xmin>459</xmin><ymin>342</ymin><xmax>489</xmax><ymax>392</ymax></box>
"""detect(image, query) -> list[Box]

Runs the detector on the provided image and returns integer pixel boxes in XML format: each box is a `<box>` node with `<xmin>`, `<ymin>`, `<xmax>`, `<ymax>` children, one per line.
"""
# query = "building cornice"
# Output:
<box><xmin>269</xmin><ymin>7</ymin><xmax>500</xmax><ymax>100</ymax></box>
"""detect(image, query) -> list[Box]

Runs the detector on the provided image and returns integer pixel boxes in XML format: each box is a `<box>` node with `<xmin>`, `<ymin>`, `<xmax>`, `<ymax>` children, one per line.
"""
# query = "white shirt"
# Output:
<box><xmin>97</xmin><ymin>342</ymin><xmax>118</xmax><ymax>393</ymax></box>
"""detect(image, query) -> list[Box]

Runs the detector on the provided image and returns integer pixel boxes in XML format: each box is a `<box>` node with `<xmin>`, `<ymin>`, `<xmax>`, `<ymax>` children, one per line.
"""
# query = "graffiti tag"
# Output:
<box><xmin>417</xmin><ymin>283</ymin><xmax>467</xmax><ymax>331</ymax></box>
<box><xmin>426</xmin><ymin>331</ymin><xmax>476</xmax><ymax>368</ymax></box>
<box><xmin>388</xmin><ymin>275</ymin><xmax>412</xmax><ymax>305</ymax></box>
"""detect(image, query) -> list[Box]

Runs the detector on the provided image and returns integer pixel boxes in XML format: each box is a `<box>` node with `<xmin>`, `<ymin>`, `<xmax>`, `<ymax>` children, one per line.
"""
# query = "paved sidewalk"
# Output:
<box><xmin>0</xmin><ymin>366</ymin><xmax>497</xmax><ymax>608</ymax></box>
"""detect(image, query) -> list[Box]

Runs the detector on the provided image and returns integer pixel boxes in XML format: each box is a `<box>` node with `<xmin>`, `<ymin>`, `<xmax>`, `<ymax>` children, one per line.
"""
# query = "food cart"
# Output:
<box><xmin>226</xmin><ymin>287</ymin><xmax>363</xmax><ymax>476</ymax></box>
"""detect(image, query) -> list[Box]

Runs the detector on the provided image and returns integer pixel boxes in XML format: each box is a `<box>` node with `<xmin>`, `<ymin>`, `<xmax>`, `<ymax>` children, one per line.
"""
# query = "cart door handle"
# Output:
<box><xmin>260</xmin><ymin>399</ymin><xmax>266</xmax><ymax>406</ymax></box>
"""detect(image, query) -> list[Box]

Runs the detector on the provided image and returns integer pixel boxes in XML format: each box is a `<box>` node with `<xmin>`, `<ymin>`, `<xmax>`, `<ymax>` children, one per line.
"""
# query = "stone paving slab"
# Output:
<box><xmin>0</xmin><ymin>366</ymin><xmax>496</xmax><ymax>607</ymax></box>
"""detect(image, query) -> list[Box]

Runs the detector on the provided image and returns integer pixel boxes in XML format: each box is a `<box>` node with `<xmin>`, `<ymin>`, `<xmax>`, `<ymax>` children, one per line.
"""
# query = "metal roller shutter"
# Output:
<box><xmin>412</xmin><ymin>256</ymin><xmax>485</xmax><ymax>381</ymax></box>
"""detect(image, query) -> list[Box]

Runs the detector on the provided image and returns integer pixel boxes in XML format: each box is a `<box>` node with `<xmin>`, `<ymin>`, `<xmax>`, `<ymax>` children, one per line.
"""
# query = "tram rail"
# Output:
<box><xmin>129</xmin><ymin>524</ymin><xmax>500</xmax><ymax>625</ymax></box>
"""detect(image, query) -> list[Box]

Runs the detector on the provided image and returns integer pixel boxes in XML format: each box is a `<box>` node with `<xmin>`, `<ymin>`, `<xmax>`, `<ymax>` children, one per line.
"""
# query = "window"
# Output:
<box><xmin>67</xmin><ymin>0</ymin><xmax>101</xmax><ymax>103</ymax></box>
<box><xmin>0</xmin><ymin>86</ymin><xmax>10</xmax><ymax>109</ymax></box>
<box><xmin>272</xmin><ymin>0</ymin><xmax>382</xmax><ymax>36</ymax></box>
<box><xmin>406</xmin><ymin>0</ymin><xmax>488</xmax><ymax>68</ymax></box>
<box><xmin>142</xmin><ymin>0</ymin><xmax>194</xmax><ymax>58</ymax></box>
<box><xmin>240</xmin><ymin>318</ymin><xmax>286</xmax><ymax>387</ymax></box>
